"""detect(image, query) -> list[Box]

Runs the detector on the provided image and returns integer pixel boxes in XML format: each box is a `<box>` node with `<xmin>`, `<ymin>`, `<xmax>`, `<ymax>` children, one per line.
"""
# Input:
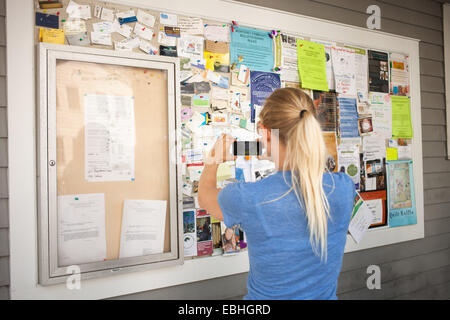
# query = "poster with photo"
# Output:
<box><xmin>312</xmin><ymin>91</ymin><xmax>338</xmax><ymax>132</ymax></box>
<box><xmin>387</xmin><ymin>160</ymin><xmax>417</xmax><ymax>227</ymax></box>
<box><xmin>368</xmin><ymin>50</ymin><xmax>389</xmax><ymax>93</ymax></box>
<box><xmin>183</xmin><ymin>209</ymin><xmax>197</xmax><ymax>257</ymax></box>
<box><xmin>196</xmin><ymin>209</ymin><xmax>213</xmax><ymax>256</ymax></box>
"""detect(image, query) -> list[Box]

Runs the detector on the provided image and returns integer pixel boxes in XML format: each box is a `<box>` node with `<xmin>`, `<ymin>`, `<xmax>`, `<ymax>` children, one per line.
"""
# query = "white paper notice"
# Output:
<box><xmin>133</xmin><ymin>22</ymin><xmax>154</xmax><ymax>41</ymax></box>
<box><xmin>57</xmin><ymin>193</ymin><xmax>107</xmax><ymax>266</ymax></box>
<box><xmin>92</xmin><ymin>21</ymin><xmax>113</xmax><ymax>33</ymax></box>
<box><xmin>114</xmin><ymin>37</ymin><xmax>140</xmax><ymax>51</ymax></box>
<box><xmin>365</xmin><ymin>199</ymin><xmax>383</xmax><ymax>225</ymax></box>
<box><xmin>91</xmin><ymin>32</ymin><xmax>112</xmax><ymax>46</ymax></box>
<box><xmin>139</xmin><ymin>39</ymin><xmax>158</xmax><ymax>55</ymax></box>
<box><xmin>66</xmin><ymin>1</ymin><xmax>91</xmax><ymax>20</ymax></box>
<box><xmin>116</xmin><ymin>10</ymin><xmax>135</xmax><ymax>20</ymax></box>
<box><xmin>348</xmin><ymin>200</ymin><xmax>372</xmax><ymax>243</ymax></box>
<box><xmin>112</xmin><ymin>21</ymin><xmax>132</xmax><ymax>38</ymax></box>
<box><xmin>349</xmin><ymin>46</ymin><xmax>369</xmax><ymax>103</ymax></box>
<box><xmin>280</xmin><ymin>34</ymin><xmax>301</xmax><ymax>83</ymax></box>
<box><xmin>363</xmin><ymin>135</ymin><xmax>386</xmax><ymax>161</ymax></box>
<box><xmin>159</xmin><ymin>12</ymin><xmax>178</xmax><ymax>26</ymax></box>
<box><xmin>119</xmin><ymin>200</ymin><xmax>167</xmax><ymax>258</ymax></box>
<box><xmin>158</xmin><ymin>31</ymin><xmax>177</xmax><ymax>46</ymax></box>
<box><xmin>369</xmin><ymin>92</ymin><xmax>392</xmax><ymax>139</ymax></box>
<box><xmin>100</xmin><ymin>8</ymin><xmax>114</xmax><ymax>22</ymax></box>
<box><xmin>204</xmin><ymin>25</ymin><xmax>230</xmax><ymax>42</ymax></box>
<box><xmin>84</xmin><ymin>94</ymin><xmax>135</xmax><ymax>182</ymax></box>
<box><xmin>136</xmin><ymin>9</ymin><xmax>156</xmax><ymax>27</ymax></box>
<box><xmin>178</xmin><ymin>17</ymin><xmax>204</xmax><ymax>35</ymax></box>
<box><xmin>331</xmin><ymin>46</ymin><xmax>357</xmax><ymax>95</ymax></box>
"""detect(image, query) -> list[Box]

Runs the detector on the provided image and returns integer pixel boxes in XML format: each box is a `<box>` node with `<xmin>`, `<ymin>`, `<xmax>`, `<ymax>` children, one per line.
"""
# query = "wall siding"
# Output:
<box><xmin>1</xmin><ymin>0</ymin><xmax>448</xmax><ymax>300</ymax></box>
<box><xmin>0</xmin><ymin>0</ymin><xmax>7</xmax><ymax>300</ymax></box>
<box><xmin>120</xmin><ymin>0</ymin><xmax>450</xmax><ymax>300</ymax></box>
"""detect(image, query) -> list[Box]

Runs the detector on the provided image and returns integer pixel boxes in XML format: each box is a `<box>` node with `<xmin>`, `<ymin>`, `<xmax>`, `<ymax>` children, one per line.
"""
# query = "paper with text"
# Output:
<box><xmin>119</xmin><ymin>200</ymin><xmax>167</xmax><ymax>258</ymax></box>
<box><xmin>84</xmin><ymin>94</ymin><xmax>135</xmax><ymax>182</ymax></box>
<box><xmin>57</xmin><ymin>193</ymin><xmax>107</xmax><ymax>266</ymax></box>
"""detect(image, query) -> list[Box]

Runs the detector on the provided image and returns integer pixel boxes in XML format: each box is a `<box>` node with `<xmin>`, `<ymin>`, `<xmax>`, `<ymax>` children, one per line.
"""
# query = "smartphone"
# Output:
<box><xmin>233</xmin><ymin>141</ymin><xmax>262</xmax><ymax>156</ymax></box>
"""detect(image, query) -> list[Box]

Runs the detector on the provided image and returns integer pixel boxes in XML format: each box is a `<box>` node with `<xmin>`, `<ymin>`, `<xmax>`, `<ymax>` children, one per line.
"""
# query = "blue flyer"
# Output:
<box><xmin>35</xmin><ymin>12</ymin><xmax>59</xmax><ymax>29</ymax></box>
<box><xmin>250</xmin><ymin>71</ymin><xmax>281</xmax><ymax>107</ymax></box>
<box><xmin>230</xmin><ymin>25</ymin><xmax>274</xmax><ymax>72</ymax></box>
<box><xmin>250</xmin><ymin>71</ymin><xmax>281</xmax><ymax>122</ymax></box>
<box><xmin>338</xmin><ymin>97</ymin><xmax>360</xmax><ymax>138</ymax></box>
<box><xmin>387</xmin><ymin>160</ymin><xmax>417</xmax><ymax>227</ymax></box>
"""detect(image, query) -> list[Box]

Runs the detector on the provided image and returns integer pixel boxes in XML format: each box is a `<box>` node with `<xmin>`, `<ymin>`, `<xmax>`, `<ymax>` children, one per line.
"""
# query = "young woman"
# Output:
<box><xmin>198</xmin><ymin>88</ymin><xmax>356</xmax><ymax>300</ymax></box>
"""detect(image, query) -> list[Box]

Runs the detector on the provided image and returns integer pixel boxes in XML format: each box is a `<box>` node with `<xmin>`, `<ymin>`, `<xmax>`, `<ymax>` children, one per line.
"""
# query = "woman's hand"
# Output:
<box><xmin>204</xmin><ymin>134</ymin><xmax>236</xmax><ymax>165</ymax></box>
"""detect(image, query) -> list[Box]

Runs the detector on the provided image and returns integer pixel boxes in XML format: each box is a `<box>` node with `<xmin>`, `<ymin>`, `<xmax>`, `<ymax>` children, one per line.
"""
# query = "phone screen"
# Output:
<box><xmin>233</xmin><ymin>141</ymin><xmax>262</xmax><ymax>156</ymax></box>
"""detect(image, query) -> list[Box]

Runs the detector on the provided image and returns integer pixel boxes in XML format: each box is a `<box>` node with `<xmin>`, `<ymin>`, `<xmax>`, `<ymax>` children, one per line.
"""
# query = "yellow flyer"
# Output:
<box><xmin>204</xmin><ymin>50</ymin><xmax>230</xmax><ymax>72</ymax></box>
<box><xmin>391</xmin><ymin>96</ymin><xmax>413</xmax><ymax>138</ymax></box>
<box><xmin>40</xmin><ymin>28</ymin><xmax>65</xmax><ymax>45</ymax></box>
<box><xmin>297</xmin><ymin>39</ymin><xmax>329</xmax><ymax>91</ymax></box>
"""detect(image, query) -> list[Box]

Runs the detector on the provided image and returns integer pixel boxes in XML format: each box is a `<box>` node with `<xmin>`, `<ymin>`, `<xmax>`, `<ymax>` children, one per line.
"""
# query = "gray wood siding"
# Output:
<box><xmin>120</xmin><ymin>0</ymin><xmax>450</xmax><ymax>300</ymax></box>
<box><xmin>0</xmin><ymin>0</ymin><xmax>7</xmax><ymax>300</ymax></box>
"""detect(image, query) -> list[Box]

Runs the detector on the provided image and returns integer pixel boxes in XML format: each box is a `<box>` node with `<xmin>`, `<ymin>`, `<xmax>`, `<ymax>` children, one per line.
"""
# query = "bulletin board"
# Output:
<box><xmin>55</xmin><ymin>60</ymin><xmax>171</xmax><ymax>260</ymax></box>
<box><xmin>38</xmin><ymin>43</ymin><xmax>183</xmax><ymax>284</ymax></box>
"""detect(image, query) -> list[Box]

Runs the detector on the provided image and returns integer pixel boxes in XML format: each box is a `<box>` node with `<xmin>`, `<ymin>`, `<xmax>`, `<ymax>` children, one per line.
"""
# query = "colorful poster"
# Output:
<box><xmin>196</xmin><ymin>209</ymin><xmax>213</xmax><ymax>256</ymax></box>
<box><xmin>204</xmin><ymin>51</ymin><xmax>230</xmax><ymax>73</ymax></box>
<box><xmin>230</xmin><ymin>25</ymin><xmax>274</xmax><ymax>72</ymax></box>
<box><xmin>177</xmin><ymin>35</ymin><xmax>204</xmax><ymax>60</ymax></box>
<box><xmin>323</xmin><ymin>132</ymin><xmax>338</xmax><ymax>172</ymax></box>
<box><xmin>250</xmin><ymin>71</ymin><xmax>281</xmax><ymax>106</ymax></box>
<box><xmin>183</xmin><ymin>209</ymin><xmax>197</xmax><ymax>257</ymax></box>
<box><xmin>368</xmin><ymin>50</ymin><xmax>389</xmax><ymax>93</ymax></box>
<box><xmin>391</xmin><ymin>96</ymin><xmax>413</xmax><ymax>138</ymax></box>
<box><xmin>360</xmin><ymin>190</ymin><xmax>387</xmax><ymax>227</ymax></box>
<box><xmin>390</xmin><ymin>53</ymin><xmax>410</xmax><ymax>96</ymax></box>
<box><xmin>387</xmin><ymin>160</ymin><xmax>417</xmax><ymax>227</ymax></box>
<box><xmin>297</xmin><ymin>39</ymin><xmax>329</xmax><ymax>91</ymax></box>
<box><xmin>338</xmin><ymin>97</ymin><xmax>359</xmax><ymax>138</ymax></box>
<box><xmin>312</xmin><ymin>91</ymin><xmax>337</xmax><ymax>132</ymax></box>
<box><xmin>338</xmin><ymin>145</ymin><xmax>360</xmax><ymax>190</ymax></box>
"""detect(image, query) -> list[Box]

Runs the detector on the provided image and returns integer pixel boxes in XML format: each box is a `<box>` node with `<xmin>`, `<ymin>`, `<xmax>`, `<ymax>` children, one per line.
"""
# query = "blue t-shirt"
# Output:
<box><xmin>218</xmin><ymin>171</ymin><xmax>355</xmax><ymax>300</ymax></box>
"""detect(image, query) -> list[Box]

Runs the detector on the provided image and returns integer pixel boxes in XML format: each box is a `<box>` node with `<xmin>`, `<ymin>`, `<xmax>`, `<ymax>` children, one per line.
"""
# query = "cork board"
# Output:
<box><xmin>55</xmin><ymin>59</ymin><xmax>170</xmax><ymax>261</ymax></box>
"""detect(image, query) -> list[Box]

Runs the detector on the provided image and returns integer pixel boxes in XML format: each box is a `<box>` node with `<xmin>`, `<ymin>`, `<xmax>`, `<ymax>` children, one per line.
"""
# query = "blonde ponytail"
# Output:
<box><xmin>259</xmin><ymin>88</ymin><xmax>330</xmax><ymax>260</ymax></box>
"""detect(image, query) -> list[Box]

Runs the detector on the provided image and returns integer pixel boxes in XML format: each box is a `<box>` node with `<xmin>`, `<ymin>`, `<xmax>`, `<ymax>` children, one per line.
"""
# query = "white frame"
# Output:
<box><xmin>37</xmin><ymin>43</ymin><xmax>183</xmax><ymax>285</ymax></box>
<box><xmin>8</xmin><ymin>0</ymin><xmax>424</xmax><ymax>299</ymax></box>
<box><xmin>444</xmin><ymin>3</ymin><xmax>450</xmax><ymax>160</ymax></box>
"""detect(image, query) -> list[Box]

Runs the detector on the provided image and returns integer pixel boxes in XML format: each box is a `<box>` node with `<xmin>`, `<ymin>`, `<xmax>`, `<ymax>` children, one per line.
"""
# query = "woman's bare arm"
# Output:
<box><xmin>198</xmin><ymin>134</ymin><xmax>235</xmax><ymax>221</ymax></box>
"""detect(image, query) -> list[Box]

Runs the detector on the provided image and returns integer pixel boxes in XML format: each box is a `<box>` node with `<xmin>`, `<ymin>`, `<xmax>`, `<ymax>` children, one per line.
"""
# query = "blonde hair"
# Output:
<box><xmin>259</xmin><ymin>87</ymin><xmax>330</xmax><ymax>260</ymax></box>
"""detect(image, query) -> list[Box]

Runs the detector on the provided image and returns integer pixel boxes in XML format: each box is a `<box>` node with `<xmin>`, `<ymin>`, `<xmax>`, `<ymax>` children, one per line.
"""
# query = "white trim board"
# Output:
<box><xmin>7</xmin><ymin>0</ymin><xmax>424</xmax><ymax>299</ymax></box>
<box><xmin>444</xmin><ymin>3</ymin><xmax>450</xmax><ymax>160</ymax></box>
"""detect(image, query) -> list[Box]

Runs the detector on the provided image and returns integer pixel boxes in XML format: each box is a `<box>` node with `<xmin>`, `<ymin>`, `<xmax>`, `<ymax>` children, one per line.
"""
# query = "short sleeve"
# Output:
<box><xmin>218</xmin><ymin>182</ymin><xmax>250</xmax><ymax>229</ymax></box>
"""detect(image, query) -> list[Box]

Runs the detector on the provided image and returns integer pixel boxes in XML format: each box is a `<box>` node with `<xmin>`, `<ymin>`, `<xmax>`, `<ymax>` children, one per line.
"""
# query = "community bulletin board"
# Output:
<box><xmin>35</xmin><ymin>0</ymin><xmax>424</xmax><ymax>286</ymax></box>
